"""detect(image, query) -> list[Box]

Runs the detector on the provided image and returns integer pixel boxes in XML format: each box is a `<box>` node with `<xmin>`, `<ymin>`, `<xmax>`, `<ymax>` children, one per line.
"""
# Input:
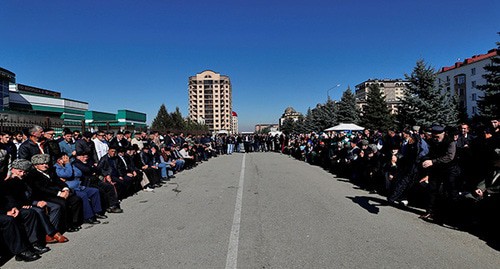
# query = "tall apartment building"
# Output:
<box><xmin>436</xmin><ymin>48</ymin><xmax>498</xmax><ymax>118</ymax></box>
<box><xmin>231</xmin><ymin>111</ymin><xmax>239</xmax><ymax>134</ymax></box>
<box><xmin>189</xmin><ymin>70</ymin><xmax>233</xmax><ymax>134</ymax></box>
<box><xmin>355</xmin><ymin>79</ymin><xmax>408</xmax><ymax>114</ymax></box>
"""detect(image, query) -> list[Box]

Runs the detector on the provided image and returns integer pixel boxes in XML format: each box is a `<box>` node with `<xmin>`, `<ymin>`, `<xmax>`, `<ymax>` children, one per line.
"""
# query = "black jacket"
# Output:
<box><xmin>25</xmin><ymin>169</ymin><xmax>69</xmax><ymax>201</ymax></box>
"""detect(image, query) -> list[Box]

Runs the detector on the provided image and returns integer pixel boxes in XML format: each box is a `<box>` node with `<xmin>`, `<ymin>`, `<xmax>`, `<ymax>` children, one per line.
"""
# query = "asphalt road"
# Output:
<box><xmin>3</xmin><ymin>152</ymin><xmax>499</xmax><ymax>268</ymax></box>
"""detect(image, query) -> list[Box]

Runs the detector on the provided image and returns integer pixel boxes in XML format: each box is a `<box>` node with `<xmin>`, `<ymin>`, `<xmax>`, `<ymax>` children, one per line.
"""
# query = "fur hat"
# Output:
<box><xmin>31</xmin><ymin>154</ymin><xmax>51</xmax><ymax>165</ymax></box>
<box><xmin>11</xmin><ymin>159</ymin><xmax>33</xmax><ymax>171</ymax></box>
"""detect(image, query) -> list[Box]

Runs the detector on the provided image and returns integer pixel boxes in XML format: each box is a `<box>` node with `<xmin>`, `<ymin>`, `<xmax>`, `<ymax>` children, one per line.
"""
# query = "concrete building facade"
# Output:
<box><xmin>9</xmin><ymin>83</ymin><xmax>88</xmax><ymax>126</ymax></box>
<box><xmin>231</xmin><ymin>111</ymin><xmax>238</xmax><ymax>134</ymax></box>
<box><xmin>188</xmin><ymin>70</ymin><xmax>233</xmax><ymax>134</ymax></box>
<box><xmin>279</xmin><ymin>107</ymin><xmax>302</xmax><ymax>129</ymax></box>
<box><xmin>0</xmin><ymin>67</ymin><xmax>15</xmax><ymax>111</ymax></box>
<box><xmin>355</xmin><ymin>79</ymin><xmax>408</xmax><ymax>114</ymax></box>
<box><xmin>436</xmin><ymin>48</ymin><xmax>498</xmax><ymax>118</ymax></box>
<box><xmin>255</xmin><ymin>123</ymin><xmax>279</xmax><ymax>133</ymax></box>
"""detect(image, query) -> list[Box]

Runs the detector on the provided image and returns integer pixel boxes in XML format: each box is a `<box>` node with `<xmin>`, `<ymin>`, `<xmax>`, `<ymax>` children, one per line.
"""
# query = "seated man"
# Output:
<box><xmin>178</xmin><ymin>144</ymin><xmax>196</xmax><ymax>169</ymax></box>
<box><xmin>134</xmin><ymin>145</ymin><xmax>162</xmax><ymax>188</ymax></box>
<box><xmin>1</xmin><ymin>178</ymin><xmax>48</xmax><ymax>261</ymax></box>
<box><xmin>73</xmin><ymin>151</ymin><xmax>123</xmax><ymax>213</ymax></box>
<box><xmin>97</xmin><ymin>146</ymin><xmax>134</xmax><ymax>199</ymax></box>
<box><xmin>4</xmin><ymin>159</ymin><xmax>68</xmax><ymax>244</ymax></box>
<box><xmin>54</xmin><ymin>154</ymin><xmax>103</xmax><ymax>224</ymax></box>
<box><xmin>25</xmin><ymin>154</ymin><xmax>83</xmax><ymax>233</ymax></box>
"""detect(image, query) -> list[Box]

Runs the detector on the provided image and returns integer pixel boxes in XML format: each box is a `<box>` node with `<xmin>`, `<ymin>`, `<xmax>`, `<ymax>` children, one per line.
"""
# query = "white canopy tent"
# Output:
<box><xmin>324</xmin><ymin>123</ymin><xmax>364</xmax><ymax>132</ymax></box>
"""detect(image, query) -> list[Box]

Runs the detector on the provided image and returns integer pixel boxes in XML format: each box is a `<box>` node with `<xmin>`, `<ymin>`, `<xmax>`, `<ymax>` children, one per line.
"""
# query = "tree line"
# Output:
<box><xmin>150</xmin><ymin>105</ymin><xmax>209</xmax><ymax>133</ymax></box>
<box><xmin>281</xmin><ymin>38</ymin><xmax>499</xmax><ymax>135</ymax></box>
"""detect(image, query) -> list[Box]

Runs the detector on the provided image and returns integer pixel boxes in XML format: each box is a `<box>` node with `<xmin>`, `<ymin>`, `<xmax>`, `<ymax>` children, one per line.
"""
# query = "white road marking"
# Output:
<box><xmin>225</xmin><ymin>154</ymin><xmax>246</xmax><ymax>269</ymax></box>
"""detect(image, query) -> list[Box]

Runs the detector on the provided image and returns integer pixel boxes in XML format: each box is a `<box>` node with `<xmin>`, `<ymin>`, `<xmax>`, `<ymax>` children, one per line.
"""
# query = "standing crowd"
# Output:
<box><xmin>0</xmin><ymin>126</ymin><xmax>218</xmax><ymax>263</ymax></box>
<box><xmin>280</xmin><ymin>118</ymin><xmax>500</xmax><ymax>246</ymax></box>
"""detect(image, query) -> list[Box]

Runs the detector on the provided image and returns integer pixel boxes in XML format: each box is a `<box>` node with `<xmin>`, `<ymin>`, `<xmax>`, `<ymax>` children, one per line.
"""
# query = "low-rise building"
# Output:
<box><xmin>279</xmin><ymin>107</ymin><xmax>302</xmax><ymax>129</ymax></box>
<box><xmin>255</xmin><ymin>124</ymin><xmax>279</xmax><ymax>133</ymax></box>
<box><xmin>355</xmin><ymin>79</ymin><xmax>408</xmax><ymax>114</ymax></box>
<box><xmin>436</xmin><ymin>48</ymin><xmax>498</xmax><ymax>118</ymax></box>
<box><xmin>85</xmin><ymin>109</ymin><xmax>147</xmax><ymax>133</ymax></box>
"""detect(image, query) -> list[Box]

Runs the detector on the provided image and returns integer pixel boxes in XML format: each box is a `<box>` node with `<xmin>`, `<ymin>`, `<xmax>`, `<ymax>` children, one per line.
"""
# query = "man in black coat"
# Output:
<box><xmin>1</xmin><ymin>170</ymin><xmax>49</xmax><ymax>261</ymax></box>
<box><xmin>25</xmin><ymin>154</ymin><xmax>83</xmax><ymax>233</ymax></box>
<box><xmin>73</xmin><ymin>151</ymin><xmax>123</xmax><ymax>213</ymax></box>
<box><xmin>420</xmin><ymin>125</ymin><xmax>459</xmax><ymax>223</ymax></box>
<box><xmin>3</xmin><ymin>159</ymin><xmax>68</xmax><ymax>244</ymax></box>
<box><xmin>75</xmin><ymin>131</ymin><xmax>98</xmax><ymax>166</ymax></box>
<box><xmin>18</xmin><ymin>126</ymin><xmax>46</xmax><ymax>161</ymax></box>
<box><xmin>97</xmin><ymin>147</ymin><xmax>134</xmax><ymax>199</ymax></box>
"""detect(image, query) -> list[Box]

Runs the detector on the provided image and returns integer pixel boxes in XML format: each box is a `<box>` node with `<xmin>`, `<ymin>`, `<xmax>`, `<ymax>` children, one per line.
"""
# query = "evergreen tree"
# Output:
<box><xmin>151</xmin><ymin>104</ymin><xmax>172</xmax><ymax>131</ymax></box>
<box><xmin>302</xmin><ymin>108</ymin><xmax>315</xmax><ymax>133</ymax></box>
<box><xmin>477</xmin><ymin>38</ymin><xmax>500</xmax><ymax>120</ymax></box>
<box><xmin>398</xmin><ymin>60</ymin><xmax>458</xmax><ymax>128</ymax></box>
<box><xmin>294</xmin><ymin>115</ymin><xmax>306</xmax><ymax>134</ymax></box>
<box><xmin>323</xmin><ymin>98</ymin><xmax>338</xmax><ymax>128</ymax></box>
<box><xmin>281</xmin><ymin>118</ymin><xmax>295</xmax><ymax>135</ymax></box>
<box><xmin>170</xmin><ymin>107</ymin><xmax>185</xmax><ymax>130</ymax></box>
<box><xmin>362</xmin><ymin>83</ymin><xmax>394</xmax><ymax>131</ymax></box>
<box><xmin>185</xmin><ymin>118</ymin><xmax>209</xmax><ymax>132</ymax></box>
<box><xmin>311</xmin><ymin>104</ymin><xmax>325</xmax><ymax>132</ymax></box>
<box><xmin>336</xmin><ymin>87</ymin><xmax>360</xmax><ymax>124</ymax></box>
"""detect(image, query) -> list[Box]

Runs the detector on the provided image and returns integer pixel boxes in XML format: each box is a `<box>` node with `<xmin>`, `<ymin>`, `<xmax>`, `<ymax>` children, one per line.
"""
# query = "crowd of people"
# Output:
<box><xmin>0</xmin><ymin>126</ymin><xmax>217</xmax><ymax>263</ymax></box>
<box><xmin>280</xmin><ymin>118</ymin><xmax>500</xmax><ymax>246</ymax></box>
<box><xmin>2</xmin><ymin>118</ymin><xmax>499</xmax><ymax>262</ymax></box>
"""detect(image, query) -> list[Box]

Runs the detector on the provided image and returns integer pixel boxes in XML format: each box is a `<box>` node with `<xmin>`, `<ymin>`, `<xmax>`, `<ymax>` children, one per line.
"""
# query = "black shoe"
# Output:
<box><xmin>84</xmin><ymin>218</ymin><xmax>101</xmax><ymax>224</ymax></box>
<box><xmin>66</xmin><ymin>227</ymin><xmax>79</xmax><ymax>232</ymax></box>
<box><xmin>169</xmin><ymin>176</ymin><xmax>176</xmax><ymax>179</ymax></box>
<box><xmin>107</xmin><ymin>206</ymin><xmax>124</xmax><ymax>213</ymax></box>
<box><xmin>15</xmin><ymin>250</ymin><xmax>41</xmax><ymax>262</ymax></box>
<box><xmin>32</xmin><ymin>243</ymin><xmax>50</xmax><ymax>255</ymax></box>
<box><xmin>95</xmin><ymin>213</ymin><xmax>108</xmax><ymax>219</ymax></box>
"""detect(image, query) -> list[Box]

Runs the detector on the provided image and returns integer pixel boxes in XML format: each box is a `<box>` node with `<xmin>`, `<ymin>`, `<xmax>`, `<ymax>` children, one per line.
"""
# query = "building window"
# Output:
<box><xmin>472</xmin><ymin>106</ymin><xmax>478</xmax><ymax>115</ymax></box>
<box><xmin>457</xmin><ymin>75</ymin><xmax>465</xmax><ymax>85</ymax></box>
<box><xmin>471</xmin><ymin>68</ymin><xmax>476</xmax><ymax>76</ymax></box>
<box><xmin>446</xmin><ymin>76</ymin><xmax>450</xmax><ymax>82</ymax></box>
<box><xmin>471</xmin><ymin>81</ymin><xmax>476</xmax><ymax>88</ymax></box>
<box><xmin>198</xmin><ymin>85</ymin><xmax>202</xmax><ymax>88</ymax></box>
<box><xmin>472</xmin><ymin>93</ymin><xmax>477</xmax><ymax>101</ymax></box>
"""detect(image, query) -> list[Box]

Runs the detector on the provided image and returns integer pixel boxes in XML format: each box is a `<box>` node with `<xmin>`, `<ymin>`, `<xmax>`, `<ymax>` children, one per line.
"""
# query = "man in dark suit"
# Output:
<box><xmin>18</xmin><ymin>125</ymin><xmax>46</xmax><ymax>161</ymax></box>
<box><xmin>97</xmin><ymin>146</ymin><xmax>133</xmax><ymax>199</ymax></box>
<box><xmin>4</xmin><ymin>159</ymin><xmax>68</xmax><ymax>244</ymax></box>
<box><xmin>25</xmin><ymin>154</ymin><xmax>83</xmax><ymax>233</ymax></box>
<box><xmin>75</xmin><ymin>131</ymin><xmax>98</xmax><ymax>165</ymax></box>
<box><xmin>1</xmin><ymin>166</ymin><xmax>49</xmax><ymax>261</ymax></box>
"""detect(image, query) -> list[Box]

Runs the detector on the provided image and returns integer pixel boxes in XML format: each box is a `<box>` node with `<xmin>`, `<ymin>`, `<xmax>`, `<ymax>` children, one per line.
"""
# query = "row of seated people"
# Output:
<box><xmin>0</xmin><ymin>127</ymin><xmax>210</xmax><ymax>263</ymax></box>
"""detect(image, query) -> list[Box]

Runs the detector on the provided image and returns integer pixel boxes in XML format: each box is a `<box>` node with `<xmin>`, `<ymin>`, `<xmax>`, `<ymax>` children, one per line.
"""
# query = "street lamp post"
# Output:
<box><xmin>327</xmin><ymin>84</ymin><xmax>341</xmax><ymax>100</ymax></box>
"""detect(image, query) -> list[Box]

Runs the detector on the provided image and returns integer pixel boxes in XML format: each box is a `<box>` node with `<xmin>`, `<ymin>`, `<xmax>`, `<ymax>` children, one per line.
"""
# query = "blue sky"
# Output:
<box><xmin>1</xmin><ymin>0</ymin><xmax>499</xmax><ymax>131</ymax></box>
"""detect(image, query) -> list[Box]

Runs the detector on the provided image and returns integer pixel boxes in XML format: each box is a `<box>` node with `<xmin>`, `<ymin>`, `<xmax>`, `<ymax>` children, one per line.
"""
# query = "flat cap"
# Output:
<box><xmin>431</xmin><ymin>125</ymin><xmax>445</xmax><ymax>134</ymax></box>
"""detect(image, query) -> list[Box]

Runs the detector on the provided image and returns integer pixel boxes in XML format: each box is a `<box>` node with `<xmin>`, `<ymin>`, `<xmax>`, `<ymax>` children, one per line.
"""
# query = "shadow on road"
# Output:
<box><xmin>346</xmin><ymin>196</ymin><xmax>390</xmax><ymax>214</ymax></box>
